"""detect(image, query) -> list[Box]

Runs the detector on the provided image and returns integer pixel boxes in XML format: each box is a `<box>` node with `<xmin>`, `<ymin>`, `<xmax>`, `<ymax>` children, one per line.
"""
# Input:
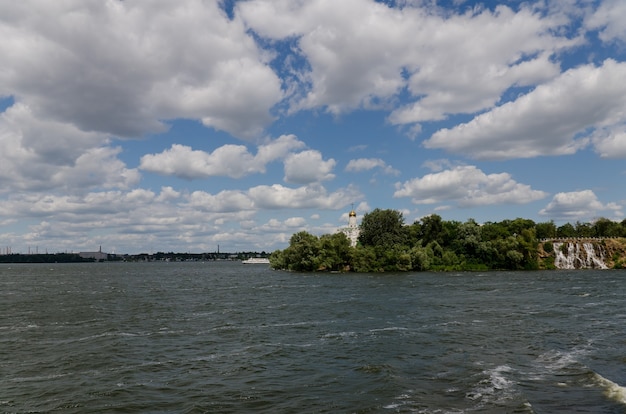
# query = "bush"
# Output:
<box><xmin>543</xmin><ymin>241</ymin><xmax>553</xmax><ymax>253</ymax></box>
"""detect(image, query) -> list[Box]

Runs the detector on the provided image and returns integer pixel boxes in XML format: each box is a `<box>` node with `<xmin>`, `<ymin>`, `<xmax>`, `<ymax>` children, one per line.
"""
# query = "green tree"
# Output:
<box><xmin>517</xmin><ymin>228</ymin><xmax>539</xmax><ymax>270</ymax></box>
<box><xmin>451</xmin><ymin>219</ymin><xmax>481</xmax><ymax>257</ymax></box>
<box><xmin>592</xmin><ymin>217</ymin><xmax>620</xmax><ymax>237</ymax></box>
<box><xmin>476</xmin><ymin>240</ymin><xmax>499</xmax><ymax>266</ymax></box>
<box><xmin>557</xmin><ymin>223</ymin><xmax>576</xmax><ymax>238</ymax></box>
<box><xmin>317</xmin><ymin>232</ymin><xmax>351</xmax><ymax>271</ymax></box>
<box><xmin>536</xmin><ymin>221</ymin><xmax>557</xmax><ymax>239</ymax></box>
<box><xmin>575</xmin><ymin>221</ymin><xmax>593</xmax><ymax>237</ymax></box>
<box><xmin>350</xmin><ymin>245</ymin><xmax>377</xmax><ymax>272</ymax></box>
<box><xmin>481</xmin><ymin>221</ymin><xmax>509</xmax><ymax>241</ymax></box>
<box><xmin>405</xmin><ymin>220</ymin><xmax>422</xmax><ymax>247</ymax></box>
<box><xmin>358</xmin><ymin>208</ymin><xmax>406</xmax><ymax>248</ymax></box>
<box><xmin>409</xmin><ymin>246</ymin><xmax>431</xmax><ymax>271</ymax></box>
<box><xmin>420</xmin><ymin>214</ymin><xmax>446</xmax><ymax>246</ymax></box>
<box><xmin>507</xmin><ymin>218</ymin><xmax>536</xmax><ymax>236</ymax></box>
<box><xmin>282</xmin><ymin>231</ymin><xmax>320</xmax><ymax>271</ymax></box>
<box><xmin>269</xmin><ymin>249</ymin><xmax>286</xmax><ymax>269</ymax></box>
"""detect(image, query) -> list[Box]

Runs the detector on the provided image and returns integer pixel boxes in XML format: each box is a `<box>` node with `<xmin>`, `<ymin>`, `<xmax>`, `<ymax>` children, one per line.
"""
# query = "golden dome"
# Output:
<box><xmin>349</xmin><ymin>210</ymin><xmax>356</xmax><ymax>217</ymax></box>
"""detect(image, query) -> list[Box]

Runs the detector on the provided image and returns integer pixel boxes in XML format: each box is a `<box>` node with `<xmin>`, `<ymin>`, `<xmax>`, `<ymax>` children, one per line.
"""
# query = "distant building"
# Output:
<box><xmin>339</xmin><ymin>208</ymin><xmax>360</xmax><ymax>247</ymax></box>
<box><xmin>78</xmin><ymin>246</ymin><xmax>108</xmax><ymax>261</ymax></box>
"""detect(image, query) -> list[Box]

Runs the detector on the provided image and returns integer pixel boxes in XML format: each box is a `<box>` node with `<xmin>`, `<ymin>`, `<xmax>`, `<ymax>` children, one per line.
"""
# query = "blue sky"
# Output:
<box><xmin>2</xmin><ymin>0</ymin><xmax>626</xmax><ymax>254</ymax></box>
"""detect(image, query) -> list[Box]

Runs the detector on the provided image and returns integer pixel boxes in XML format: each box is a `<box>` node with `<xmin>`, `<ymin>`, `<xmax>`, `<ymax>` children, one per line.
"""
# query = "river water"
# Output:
<box><xmin>2</xmin><ymin>262</ymin><xmax>626</xmax><ymax>413</ymax></box>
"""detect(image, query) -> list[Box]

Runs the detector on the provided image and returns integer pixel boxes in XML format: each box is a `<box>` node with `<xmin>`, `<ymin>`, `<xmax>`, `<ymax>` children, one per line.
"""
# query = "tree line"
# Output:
<box><xmin>0</xmin><ymin>253</ymin><xmax>95</xmax><ymax>263</ymax></box>
<box><xmin>269</xmin><ymin>209</ymin><xmax>626</xmax><ymax>272</ymax></box>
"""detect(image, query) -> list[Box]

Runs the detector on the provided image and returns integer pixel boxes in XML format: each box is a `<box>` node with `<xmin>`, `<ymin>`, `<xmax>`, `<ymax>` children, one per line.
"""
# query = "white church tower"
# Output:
<box><xmin>340</xmin><ymin>206</ymin><xmax>360</xmax><ymax>247</ymax></box>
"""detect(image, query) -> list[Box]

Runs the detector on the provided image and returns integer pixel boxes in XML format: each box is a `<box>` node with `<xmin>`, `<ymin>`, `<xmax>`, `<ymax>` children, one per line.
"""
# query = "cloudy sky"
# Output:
<box><xmin>1</xmin><ymin>0</ymin><xmax>626</xmax><ymax>254</ymax></box>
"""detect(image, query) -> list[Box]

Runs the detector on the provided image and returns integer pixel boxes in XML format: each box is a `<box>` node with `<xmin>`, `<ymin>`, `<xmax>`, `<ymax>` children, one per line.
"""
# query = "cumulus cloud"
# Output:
<box><xmin>249</xmin><ymin>183</ymin><xmax>358</xmax><ymax>209</ymax></box>
<box><xmin>186</xmin><ymin>190</ymin><xmax>255</xmax><ymax>213</ymax></box>
<box><xmin>0</xmin><ymin>103</ymin><xmax>138</xmax><ymax>193</ymax></box>
<box><xmin>394</xmin><ymin>165</ymin><xmax>548</xmax><ymax>207</ymax></box>
<box><xmin>0</xmin><ymin>185</ymin><xmax>291</xmax><ymax>253</ymax></box>
<box><xmin>539</xmin><ymin>190</ymin><xmax>623</xmax><ymax>221</ymax></box>
<box><xmin>52</xmin><ymin>146</ymin><xmax>140</xmax><ymax>191</ymax></box>
<box><xmin>283</xmin><ymin>150</ymin><xmax>336</xmax><ymax>184</ymax></box>
<box><xmin>156</xmin><ymin>186</ymin><xmax>181</xmax><ymax>202</ymax></box>
<box><xmin>591</xmin><ymin>126</ymin><xmax>626</xmax><ymax>158</ymax></box>
<box><xmin>284</xmin><ymin>216</ymin><xmax>307</xmax><ymax>227</ymax></box>
<box><xmin>255</xmin><ymin>134</ymin><xmax>307</xmax><ymax>164</ymax></box>
<box><xmin>424</xmin><ymin>59</ymin><xmax>626</xmax><ymax>160</ymax></box>
<box><xmin>345</xmin><ymin>158</ymin><xmax>399</xmax><ymax>175</ymax></box>
<box><xmin>140</xmin><ymin>144</ymin><xmax>259</xmax><ymax>179</ymax></box>
<box><xmin>239</xmin><ymin>0</ymin><xmax>577</xmax><ymax>124</ymax></box>
<box><xmin>139</xmin><ymin>134</ymin><xmax>306</xmax><ymax>179</ymax></box>
<box><xmin>421</xmin><ymin>159</ymin><xmax>456</xmax><ymax>173</ymax></box>
<box><xmin>585</xmin><ymin>0</ymin><xmax>626</xmax><ymax>43</ymax></box>
<box><xmin>0</xmin><ymin>0</ymin><xmax>283</xmax><ymax>139</ymax></box>
<box><xmin>0</xmin><ymin>189</ymin><xmax>162</xmax><ymax>220</ymax></box>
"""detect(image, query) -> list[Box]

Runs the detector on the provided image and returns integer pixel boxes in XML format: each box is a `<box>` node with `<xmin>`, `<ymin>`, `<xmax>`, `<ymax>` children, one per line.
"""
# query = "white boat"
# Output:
<box><xmin>241</xmin><ymin>257</ymin><xmax>270</xmax><ymax>264</ymax></box>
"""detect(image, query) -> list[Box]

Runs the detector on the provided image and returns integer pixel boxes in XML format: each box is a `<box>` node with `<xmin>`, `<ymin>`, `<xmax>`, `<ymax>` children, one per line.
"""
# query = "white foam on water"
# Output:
<box><xmin>531</xmin><ymin>348</ymin><xmax>626</xmax><ymax>407</ymax></box>
<box><xmin>525</xmin><ymin>347</ymin><xmax>591</xmax><ymax>385</ymax></box>
<box><xmin>534</xmin><ymin>346</ymin><xmax>590</xmax><ymax>374</ymax></box>
<box><xmin>321</xmin><ymin>331</ymin><xmax>357</xmax><ymax>339</ymax></box>
<box><xmin>467</xmin><ymin>365</ymin><xmax>519</xmax><ymax>406</ymax></box>
<box><xmin>369</xmin><ymin>326</ymin><xmax>408</xmax><ymax>333</ymax></box>
<box><xmin>592</xmin><ymin>373</ymin><xmax>626</xmax><ymax>405</ymax></box>
<box><xmin>382</xmin><ymin>402</ymin><xmax>401</xmax><ymax>409</ymax></box>
<box><xmin>382</xmin><ymin>393</ymin><xmax>414</xmax><ymax>411</ymax></box>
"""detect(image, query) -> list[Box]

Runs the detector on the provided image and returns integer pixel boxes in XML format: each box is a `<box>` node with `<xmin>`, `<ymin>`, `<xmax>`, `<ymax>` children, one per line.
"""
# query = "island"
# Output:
<box><xmin>270</xmin><ymin>208</ymin><xmax>626</xmax><ymax>272</ymax></box>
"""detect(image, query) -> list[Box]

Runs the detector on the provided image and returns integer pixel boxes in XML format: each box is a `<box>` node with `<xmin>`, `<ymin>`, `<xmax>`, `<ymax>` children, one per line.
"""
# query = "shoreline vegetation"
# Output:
<box><xmin>269</xmin><ymin>209</ymin><xmax>626</xmax><ymax>272</ymax></box>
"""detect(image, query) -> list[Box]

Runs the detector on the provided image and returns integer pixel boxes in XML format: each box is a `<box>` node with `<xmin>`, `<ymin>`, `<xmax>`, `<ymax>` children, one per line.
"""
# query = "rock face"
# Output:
<box><xmin>539</xmin><ymin>238</ymin><xmax>626</xmax><ymax>269</ymax></box>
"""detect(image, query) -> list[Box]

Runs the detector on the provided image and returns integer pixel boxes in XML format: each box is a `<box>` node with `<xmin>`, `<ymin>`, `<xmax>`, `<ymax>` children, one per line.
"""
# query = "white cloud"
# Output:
<box><xmin>284</xmin><ymin>217</ymin><xmax>307</xmax><ymax>227</ymax></box>
<box><xmin>0</xmin><ymin>189</ymin><xmax>155</xmax><ymax>220</ymax></box>
<box><xmin>187</xmin><ymin>190</ymin><xmax>254</xmax><ymax>213</ymax></box>
<box><xmin>284</xmin><ymin>150</ymin><xmax>336</xmax><ymax>184</ymax></box>
<box><xmin>0</xmin><ymin>103</ymin><xmax>106</xmax><ymax>164</ymax></box>
<box><xmin>539</xmin><ymin>190</ymin><xmax>622</xmax><ymax>221</ymax></box>
<box><xmin>0</xmin><ymin>187</ymin><xmax>260</xmax><ymax>253</ymax></box>
<box><xmin>0</xmin><ymin>0</ymin><xmax>283</xmax><ymax>139</ymax></box>
<box><xmin>249</xmin><ymin>183</ymin><xmax>357</xmax><ymax>209</ymax></box>
<box><xmin>239</xmin><ymin>0</ymin><xmax>577</xmax><ymax>123</ymax></box>
<box><xmin>0</xmin><ymin>103</ymin><xmax>138</xmax><ymax>193</ymax></box>
<box><xmin>421</xmin><ymin>159</ymin><xmax>455</xmax><ymax>172</ymax></box>
<box><xmin>140</xmin><ymin>134</ymin><xmax>306</xmax><ymax>179</ymax></box>
<box><xmin>0</xmin><ymin>172</ymin><xmax>360</xmax><ymax>253</ymax></box>
<box><xmin>345</xmin><ymin>158</ymin><xmax>399</xmax><ymax>175</ymax></box>
<box><xmin>592</xmin><ymin>127</ymin><xmax>626</xmax><ymax>158</ymax></box>
<box><xmin>156</xmin><ymin>186</ymin><xmax>181</xmax><ymax>202</ymax></box>
<box><xmin>394</xmin><ymin>165</ymin><xmax>548</xmax><ymax>207</ymax></box>
<box><xmin>585</xmin><ymin>0</ymin><xmax>626</xmax><ymax>43</ymax></box>
<box><xmin>52</xmin><ymin>146</ymin><xmax>140</xmax><ymax>191</ymax></box>
<box><xmin>140</xmin><ymin>144</ymin><xmax>258</xmax><ymax>179</ymax></box>
<box><xmin>424</xmin><ymin>59</ymin><xmax>626</xmax><ymax>160</ymax></box>
<box><xmin>255</xmin><ymin>134</ymin><xmax>307</xmax><ymax>164</ymax></box>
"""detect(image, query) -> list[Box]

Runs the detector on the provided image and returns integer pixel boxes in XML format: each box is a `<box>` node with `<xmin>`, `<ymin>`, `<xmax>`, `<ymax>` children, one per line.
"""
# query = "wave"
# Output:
<box><xmin>466</xmin><ymin>365</ymin><xmax>520</xmax><ymax>406</ymax></box>
<box><xmin>369</xmin><ymin>326</ymin><xmax>408</xmax><ymax>333</ymax></box>
<box><xmin>322</xmin><ymin>331</ymin><xmax>358</xmax><ymax>339</ymax></box>
<box><xmin>530</xmin><ymin>346</ymin><xmax>626</xmax><ymax>408</ymax></box>
<box><xmin>592</xmin><ymin>373</ymin><xmax>626</xmax><ymax>405</ymax></box>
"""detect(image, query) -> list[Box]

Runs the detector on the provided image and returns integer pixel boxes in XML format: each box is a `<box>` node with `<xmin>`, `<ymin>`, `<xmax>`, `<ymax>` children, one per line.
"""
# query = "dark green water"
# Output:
<box><xmin>2</xmin><ymin>262</ymin><xmax>626</xmax><ymax>413</ymax></box>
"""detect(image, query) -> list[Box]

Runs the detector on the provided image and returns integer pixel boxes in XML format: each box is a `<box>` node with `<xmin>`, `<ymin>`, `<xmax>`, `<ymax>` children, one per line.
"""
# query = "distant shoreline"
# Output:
<box><xmin>0</xmin><ymin>251</ymin><xmax>270</xmax><ymax>264</ymax></box>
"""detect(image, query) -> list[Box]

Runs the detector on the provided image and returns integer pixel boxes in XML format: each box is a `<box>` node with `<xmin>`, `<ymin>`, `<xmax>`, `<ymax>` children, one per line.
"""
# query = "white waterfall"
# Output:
<box><xmin>553</xmin><ymin>242</ymin><xmax>608</xmax><ymax>269</ymax></box>
<box><xmin>582</xmin><ymin>242</ymin><xmax>608</xmax><ymax>269</ymax></box>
